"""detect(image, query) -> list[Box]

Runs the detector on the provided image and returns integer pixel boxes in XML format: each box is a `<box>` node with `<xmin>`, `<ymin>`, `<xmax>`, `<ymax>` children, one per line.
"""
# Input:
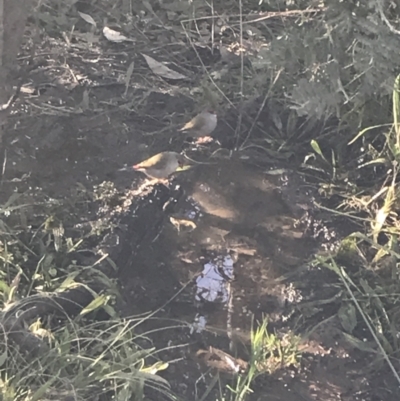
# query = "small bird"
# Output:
<box><xmin>179</xmin><ymin>110</ymin><xmax>217</xmax><ymax>143</ymax></box>
<box><xmin>121</xmin><ymin>151</ymin><xmax>186</xmax><ymax>180</ymax></box>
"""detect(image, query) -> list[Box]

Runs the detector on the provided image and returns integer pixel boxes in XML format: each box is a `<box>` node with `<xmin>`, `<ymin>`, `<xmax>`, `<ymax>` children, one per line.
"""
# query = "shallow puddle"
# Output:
<box><xmin>164</xmin><ymin>157</ymin><xmax>311</xmax><ymax>338</ymax></box>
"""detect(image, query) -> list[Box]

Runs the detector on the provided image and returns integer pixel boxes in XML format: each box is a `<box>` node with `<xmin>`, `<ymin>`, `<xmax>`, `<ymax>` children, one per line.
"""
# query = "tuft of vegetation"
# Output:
<box><xmin>0</xmin><ymin>316</ymin><xmax>173</xmax><ymax>401</ymax></box>
<box><xmin>197</xmin><ymin>317</ymin><xmax>302</xmax><ymax>401</ymax></box>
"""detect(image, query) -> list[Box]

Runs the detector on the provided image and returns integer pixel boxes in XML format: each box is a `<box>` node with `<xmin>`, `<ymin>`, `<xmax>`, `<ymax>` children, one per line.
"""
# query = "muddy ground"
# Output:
<box><xmin>1</xmin><ymin>2</ymin><xmax>399</xmax><ymax>401</ymax></box>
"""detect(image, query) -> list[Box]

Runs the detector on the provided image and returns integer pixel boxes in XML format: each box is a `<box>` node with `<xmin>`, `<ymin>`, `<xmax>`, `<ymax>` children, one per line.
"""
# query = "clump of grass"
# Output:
<box><xmin>319</xmin><ymin>256</ymin><xmax>400</xmax><ymax>386</ymax></box>
<box><xmin>303</xmin><ymin>76</ymin><xmax>400</xmax><ymax>386</ymax></box>
<box><xmin>199</xmin><ymin>317</ymin><xmax>302</xmax><ymax>401</ymax></box>
<box><xmin>0</xmin><ymin>315</ymin><xmax>173</xmax><ymax>401</ymax></box>
<box><xmin>0</xmin><ymin>191</ymin><xmax>174</xmax><ymax>401</ymax></box>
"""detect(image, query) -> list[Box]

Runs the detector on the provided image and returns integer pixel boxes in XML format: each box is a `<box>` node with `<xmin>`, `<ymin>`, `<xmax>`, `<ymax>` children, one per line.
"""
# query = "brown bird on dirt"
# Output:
<box><xmin>123</xmin><ymin>151</ymin><xmax>186</xmax><ymax>180</ymax></box>
<box><xmin>179</xmin><ymin>110</ymin><xmax>217</xmax><ymax>143</ymax></box>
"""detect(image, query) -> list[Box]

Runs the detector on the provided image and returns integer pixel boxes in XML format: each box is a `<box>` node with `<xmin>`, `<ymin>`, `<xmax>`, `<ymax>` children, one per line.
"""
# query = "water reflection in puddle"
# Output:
<box><xmin>191</xmin><ymin>253</ymin><xmax>237</xmax><ymax>337</ymax></box>
<box><xmin>195</xmin><ymin>254</ymin><xmax>234</xmax><ymax>303</ymax></box>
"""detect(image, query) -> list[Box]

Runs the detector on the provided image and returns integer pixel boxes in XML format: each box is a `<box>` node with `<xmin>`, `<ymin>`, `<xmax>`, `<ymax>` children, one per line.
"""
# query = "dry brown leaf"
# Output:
<box><xmin>229</xmin><ymin>246</ymin><xmax>257</xmax><ymax>256</ymax></box>
<box><xmin>103</xmin><ymin>27</ymin><xmax>134</xmax><ymax>43</ymax></box>
<box><xmin>142</xmin><ymin>54</ymin><xmax>188</xmax><ymax>80</ymax></box>
<box><xmin>78</xmin><ymin>11</ymin><xmax>96</xmax><ymax>27</ymax></box>
<box><xmin>170</xmin><ymin>216</ymin><xmax>196</xmax><ymax>231</ymax></box>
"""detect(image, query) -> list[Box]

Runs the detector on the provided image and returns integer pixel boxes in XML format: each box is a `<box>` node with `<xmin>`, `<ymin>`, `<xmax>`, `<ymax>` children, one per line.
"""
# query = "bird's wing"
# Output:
<box><xmin>136</xmin><ymin>153</ymin><xmax>163</xmax><ymax>169</ymax></box>
<box><xmin>179</xmin><ymin>121</ymin><xmax>192</xmax><ymax>131</ymax></box>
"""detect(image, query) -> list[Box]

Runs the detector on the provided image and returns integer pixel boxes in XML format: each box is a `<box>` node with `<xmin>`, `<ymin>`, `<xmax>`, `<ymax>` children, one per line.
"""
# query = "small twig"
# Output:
<box><xmin>239</xmin><ymin>68</ymin><xmax>283</xmax><ymax>150</ymax></box>
<box><xmin>0</xmin><ymin>80</ymin><xmax>23</xmax><ymax>112</ymax></box>
<box><xmin>0</xmin><ymin>148</ymin><xmax>6</xmax><ymax>189</ymax></box>
<box><xmin>242</xmin><ymin>7</ymin><xmax>326</xmax><ymax>25</ymax></box>
<box><xmin>26</xmin><ymin>100</ymin><xmax>80</xmax><ymax>115</ymax></box>
<box><xmin>180</xmin><ymin>19</ymin><xmax>235</xmax><ymax>108</ymax></box>
<box><xmin>210</xmin><ymin>0</ymin><xmax>215</xmax><ymax>54</ymax></box>
<box><xmin>234</xmin><ymin>0</ymin><xmax>244</xmax><ymax>151</ymax></box>
<box><xmin>3</xmin><ymin>34</ymin><xmax>45</xmax><ymax>113</ymax></box>
<box><xmin>182</xmin><ymin>151</ymin><xmax>217</xmax><ymax>165</ymax></box>
<box><xmin>0</xmin><ymin>44</ymin><xmax>41</xmax><ymax>115</ymax></box>
<box><xmin>376</xmin><ymin>0</ymin><xmax>400</xmax><ymax>36</ymax></box>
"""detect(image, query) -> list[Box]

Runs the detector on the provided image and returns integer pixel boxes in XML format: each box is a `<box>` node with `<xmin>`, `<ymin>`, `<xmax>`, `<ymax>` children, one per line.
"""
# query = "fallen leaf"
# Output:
<box><xmin>342</xmin><ymin>332</ymin><xmax>377</xmax><ymax>353</ymax></box>
<box><xmin>103</xmin><ymin>26</ymin><xmax>134</xmax><ymax>43</ymax></box>
<box><xmin>195</xmin><ymin>347</ymin><xmax>248</xmax><ymax>374</ymax></box>
<box><xmin>124</xmin><ymin>62</ymin><xmax>134</xmax><ymax>96</ymax></box>
<box><xmin>338</xmin><ymin>302</ymin><xmax>357</xmax><ymax>333</ymax></box>
<box><xmin>170</xmin><ymin>216</ymin><xmax>197</xmax><ymax>231</ymax></box>
<box><xmin>78</xmin><ymin>11</ymin><xmax>96</xmax><ymax>27</ymax></box>
<box><xmin>230</xmin><ymin>246</ymin><xmax>257</xmax><ymax>256</ymax></box>
<box><xmin>142</xmin><ymin>53</ymin><xmax>188</xmax><ymax>80</ymax></box>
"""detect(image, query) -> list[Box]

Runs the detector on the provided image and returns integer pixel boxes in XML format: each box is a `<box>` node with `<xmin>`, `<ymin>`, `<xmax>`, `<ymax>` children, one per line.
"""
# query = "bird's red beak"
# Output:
<box><xmin>118</xmin><ymin>165</ymin><xmax>137</xmax><ymax>172</ymax></box>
